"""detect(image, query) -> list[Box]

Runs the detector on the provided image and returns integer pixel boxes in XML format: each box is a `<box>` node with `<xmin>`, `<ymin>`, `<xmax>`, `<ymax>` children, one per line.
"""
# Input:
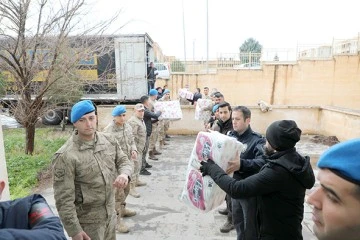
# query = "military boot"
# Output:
<box><xmin>149</xmin><ymin>151</ymin><xmax>158</xmax><ymax>160</ymax></box>
<box><xmin>136</xmin><ymin>177</ymin><xmax>147</xmax><ymax>187</ymax></box>
<box><xmin>129</xmin><ymin>182</ymin><xmax>140</xmax><ymax>198</ymax></box>
<box><xmin>121</xmin><ymin>205</ymin><xmax>136</xmax><ymax>218</ymax></box>
<box><xmin>116</xmin><ymin>214</ymin><xmax>129</xmax><ymax>233</ymax></box>
<box><xmin>153</xmin><ymin>148</ymin><xmax>162</xmax><ymax>155</ymax></box>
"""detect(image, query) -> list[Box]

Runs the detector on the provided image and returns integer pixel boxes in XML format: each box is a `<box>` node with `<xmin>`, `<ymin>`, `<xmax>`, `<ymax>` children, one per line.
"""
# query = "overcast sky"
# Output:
<box><xmin>91</xmin><ymin>0</ymin><xmax>360</xmax><ymax>60</ymax></box>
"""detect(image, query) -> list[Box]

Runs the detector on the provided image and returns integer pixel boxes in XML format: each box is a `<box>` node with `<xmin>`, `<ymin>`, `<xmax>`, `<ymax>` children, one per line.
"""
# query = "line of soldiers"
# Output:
<box><xmin>51</xmin><ymin>88</ymin><xmax>172</xmax><ymax>239</ymax></box>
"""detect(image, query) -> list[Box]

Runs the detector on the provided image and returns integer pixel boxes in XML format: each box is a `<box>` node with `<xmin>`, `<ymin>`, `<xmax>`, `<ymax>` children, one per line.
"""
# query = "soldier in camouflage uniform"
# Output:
<box><xmin>148</xmin><ymin>89</ymin><xmax>162</xmax><ymax>160</ymax></box>
<box><xmin>158</xmin><ymin>89</ymin><xmax>171</xmax><ymax>149</ymax></box>
<box><xmin>127</xmin><ymin>103</ymin><xmax>147</xmax><ymax>187</ymax></box>
<box><xmin>103</xmin><ymin>105</ymin><xmax>138</xmax><ymax>234</ymax></box>
<box><xmin>52</xmin><ymin>100</ymin><xmax>132</xmax><ymax>240</ymax></box>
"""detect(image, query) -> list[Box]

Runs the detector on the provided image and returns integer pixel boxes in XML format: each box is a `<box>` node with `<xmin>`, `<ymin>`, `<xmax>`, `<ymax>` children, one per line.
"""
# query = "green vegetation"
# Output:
<box><xmin>3</xmin><ymin>128</ymin><xmax>70</xmax><ymax>199</ymax></box>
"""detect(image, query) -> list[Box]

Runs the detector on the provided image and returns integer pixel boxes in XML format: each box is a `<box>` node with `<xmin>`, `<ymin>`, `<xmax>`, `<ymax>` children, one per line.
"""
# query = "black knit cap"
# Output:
<box><xmin>266</xmin><ymin>120</ymin><xmax>302</xmax><ymax>151</ymax></box>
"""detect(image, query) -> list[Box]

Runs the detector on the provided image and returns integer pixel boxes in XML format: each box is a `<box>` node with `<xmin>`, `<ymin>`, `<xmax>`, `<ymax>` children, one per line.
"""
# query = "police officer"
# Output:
<box><xmin>224</xmin><ymin>106</ymin><xmax>265</xmax><ymax>239</ymax></box>
<box><xmin>52</xmin><ymin>100</ymin><xmax>132</xmax><ymax>240</ymax></box>
<box><xmin>103</xmin><ymin>105</ymin><xmax>138</xmax><ymax>233</ymax></box>
<box><xmin>0</xmin><ymin>180</ymin><xmax>67</xmax><ymax>240</ymax></box>
<box><xmin>127</xmin><ymin>103</ymin><xmax>148</xmax><ymax>187</ymax></box>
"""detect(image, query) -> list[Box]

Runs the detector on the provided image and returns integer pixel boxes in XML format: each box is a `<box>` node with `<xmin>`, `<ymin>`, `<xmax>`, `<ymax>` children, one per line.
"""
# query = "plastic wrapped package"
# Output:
<box><xmin>154</xmin><ymin>100</ymin><xmax>183</xmax><ymax>120</ymax></box>
<box><xmin>178</xmin><ymin>88</ymin><xmax>194</xmax><ymax>100</ymax></box>
<box><xmin>180</xmin><ymin>131</ymin><xmax>243</xmax><ymax>212</ymax></box>
<box><xmin>195</xmin><ymin>99</ymin><xmax>213</xmax><ymax>121</ymax></box>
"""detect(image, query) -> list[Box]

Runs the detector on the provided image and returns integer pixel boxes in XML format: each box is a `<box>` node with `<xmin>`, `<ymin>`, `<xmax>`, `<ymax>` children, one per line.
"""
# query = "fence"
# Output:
<box><xmin>169</xmin><ymin>34</ymin><xmax>360</xmax><ymax>73</ymax></box>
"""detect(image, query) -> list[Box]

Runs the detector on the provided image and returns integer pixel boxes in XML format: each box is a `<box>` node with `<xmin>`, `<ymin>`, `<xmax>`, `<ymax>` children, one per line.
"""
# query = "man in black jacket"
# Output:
<box><xmin>140</xmin><ymin>95</ymin><xmax>161</xmax><ymax>175</ymax></box>
<box><xmin>0</xmin><ymin>180</ymin><xmax>67</xmax><ymax>240</ymax></box>
<box><xmin>200</xmin><ymin>120</ymin><xmax>316</xmax><ymax>240</ymax></box>
<box><xmin>211</xmin><ymin>101</ymin><xmax>234</xmax><ymax>233</ymax></box>
<box><xmin>224</xmin><ymin>106</ymin><xmax>265</xmax><ymax>239</ymax></box>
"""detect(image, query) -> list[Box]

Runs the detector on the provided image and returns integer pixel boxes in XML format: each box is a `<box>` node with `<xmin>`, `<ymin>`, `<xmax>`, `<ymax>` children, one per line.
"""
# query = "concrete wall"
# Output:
<box><xmin>157</xmin><ymin>55</ymin><xmax>360</xmax><ymax>110</ymax></box>
<box><xmin>320</xmin><ymin>106</ymin><xmax>360</xmax><ymax>141</ymax></box>
<box><xmin>97</xmin><ymin>105</ymin><xmax>359</xmax><ymax>141</ymax></box>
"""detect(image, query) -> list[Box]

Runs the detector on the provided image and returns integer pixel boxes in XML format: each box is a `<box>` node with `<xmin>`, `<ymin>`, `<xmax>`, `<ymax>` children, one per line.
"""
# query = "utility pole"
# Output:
<box><xmin>206</xmin><ymin>0</ymin><xmax>209</xmax><ymax>74</ymax></box>
<box><xmin>182</xmin><ymin>0</ymin><xmax>187</xmax><ymax>72</ymax></box>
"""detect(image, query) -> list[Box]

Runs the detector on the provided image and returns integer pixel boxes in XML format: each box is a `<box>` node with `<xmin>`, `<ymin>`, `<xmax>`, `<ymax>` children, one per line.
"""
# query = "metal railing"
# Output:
<box><xmin>169</xmin><ymin>34</ymin><xmax>360</xmax><ymax>73</ymax></box>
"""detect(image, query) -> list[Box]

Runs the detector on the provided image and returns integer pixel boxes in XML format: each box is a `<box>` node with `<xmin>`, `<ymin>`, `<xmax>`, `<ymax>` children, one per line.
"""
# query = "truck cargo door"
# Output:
<box><xmin>115</xmin><ymin>36</ymin><xmax>147</xmax><ymax>100</ymax></box>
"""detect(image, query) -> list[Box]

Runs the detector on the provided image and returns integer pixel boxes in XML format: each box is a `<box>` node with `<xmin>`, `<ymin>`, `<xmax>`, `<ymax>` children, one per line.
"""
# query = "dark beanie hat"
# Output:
<box><xmin>266</xmin><ymin>120</ymin><xmax>302</xmax><ymax>151</ymax></box>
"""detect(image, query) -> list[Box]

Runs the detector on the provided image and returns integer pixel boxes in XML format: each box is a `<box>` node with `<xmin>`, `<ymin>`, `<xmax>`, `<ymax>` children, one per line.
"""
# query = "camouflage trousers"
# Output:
<box><xmin>115</xmin><ymin>183</ymin><xmax>130</xmax><ymax>215</ymax></box>
<box><xmin>158</xmin><ymin>120</ymin><xmax>170</xmax><ymax>142</ymax></box>
<box><xmin>131</xmin><ymin>154</ymin><xmax>141</xmax><ymax>182</ymax></box>
<box><xmin>149</xmin><ymin>122</ymin><xmax>159</xmax><ymax>150</ymax></box>
<box><xmin>81</xmin><ymin>213</ymin><xmax>116</xmax><ymax>240</ymax></box>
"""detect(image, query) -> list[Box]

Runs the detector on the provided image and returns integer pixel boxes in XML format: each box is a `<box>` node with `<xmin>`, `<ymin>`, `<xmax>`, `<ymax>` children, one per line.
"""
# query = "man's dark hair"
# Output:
<box><xmin>233</xmin><ymin>106</ymin><xmax>251</xmax><ymax>119</ymax></box>
<box><xmin>214</xmin><ymin>92</ymin><xmax>224</xmax><ymax>98</ymax></box>
<box><xmin>204</xmin><ymin>87</ymin><xmax>209</xmax><ymax>90</ymax></box>
<box><xmin>196</xmin><ymin>88</ymin><xmax>201</xmax><ymax>93</ymax></box>
<box><xmin>218</xmin><ymin>101</ymin><xmax>232</xmax><ymax>111</ymax></box>
<box><xmin>140</xmin><ymin>95</ymin><xmax>149</xmax><ymax>104</ymax></box>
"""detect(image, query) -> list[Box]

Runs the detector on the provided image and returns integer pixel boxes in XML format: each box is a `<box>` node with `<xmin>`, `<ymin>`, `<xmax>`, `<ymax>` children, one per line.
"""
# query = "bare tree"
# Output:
<box><xmin>0</xmin><ymin>0</ymin><xmax>119</xmax><ymax>154</ymax></box>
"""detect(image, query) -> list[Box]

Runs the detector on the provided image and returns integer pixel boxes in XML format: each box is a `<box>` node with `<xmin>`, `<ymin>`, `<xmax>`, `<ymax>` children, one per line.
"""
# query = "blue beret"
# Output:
<box><xmin>163</xmin><ymin>89</ymin><xmax>170</xmax><ymax>94</ymax></box>
<box><xmin>112</xmin><ymin>105</ymin><xmax>126</xmax><ymax>116</ymax></box>
<box><xmin>317</xmin><ymin>138</ymin><xmax>360</xmax><ymax>185</ymax></box>
<box><xmin>149</xmin><ymin>89</ymin><xmax>158</xmax><ymax>96</ymax></box>
<box><xmin>212</xmin><ymin>104</ymin><xmax>219</xmax><ymax>113</ymax></box>
<box><xmin>71</xmin><ymin>100</ymin><xmax>95</xmax><ymax>123</ymax></box>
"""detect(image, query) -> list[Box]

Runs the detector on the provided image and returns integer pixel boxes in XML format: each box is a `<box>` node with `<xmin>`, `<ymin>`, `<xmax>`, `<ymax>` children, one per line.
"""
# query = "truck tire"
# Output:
<box><xmin>42</xmin><ymin>109</ymin><xmax>63</xmax><ymax>125</ymax></box>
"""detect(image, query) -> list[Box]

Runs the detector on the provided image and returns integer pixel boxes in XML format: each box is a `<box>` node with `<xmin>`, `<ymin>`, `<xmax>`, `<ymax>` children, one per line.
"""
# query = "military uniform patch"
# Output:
<box><xmin>54</xmin><ymin>168</ymin><xmax>65</xmax><ymax>182</ymax></box>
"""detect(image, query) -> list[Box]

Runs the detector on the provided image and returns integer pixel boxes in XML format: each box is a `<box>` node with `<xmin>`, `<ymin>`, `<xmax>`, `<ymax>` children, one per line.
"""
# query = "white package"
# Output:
<box><xmin>180</xmin><ymin>131</ymin><xmax>243</xmax><ymax>212</ymax></box>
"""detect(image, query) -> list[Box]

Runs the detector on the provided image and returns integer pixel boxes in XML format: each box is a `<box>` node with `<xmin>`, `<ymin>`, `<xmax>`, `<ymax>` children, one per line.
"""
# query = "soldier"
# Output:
<box><xmin>148</xmin><ymin>89</ymin><xmax>162</xmax><ymax>160</ymax></box>
<box><xmin>103</xmin><ymin>105</ymin><xmax>138</xmax><ymax>233</ymax></box>
<box><xmin>52</xmin><ymin>100</ymin><xmax>132</xmax><ymax>240</ymax></box>
<box><xmin>158</xmin><ymin>89</ymin><xmax>171</xmax><ymax>149</ymax></box>
<box><xmin>127</xmin><ymin>103</ymin><xmax>148</xmax><ymax>188</ymax></box>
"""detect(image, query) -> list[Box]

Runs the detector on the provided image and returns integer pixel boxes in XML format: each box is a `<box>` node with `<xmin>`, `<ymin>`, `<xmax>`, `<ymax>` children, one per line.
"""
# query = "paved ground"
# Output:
<box><xmin>40</xmin><ymin>135</ymin><xmax>324</xmax><ymax>240</ymax></box>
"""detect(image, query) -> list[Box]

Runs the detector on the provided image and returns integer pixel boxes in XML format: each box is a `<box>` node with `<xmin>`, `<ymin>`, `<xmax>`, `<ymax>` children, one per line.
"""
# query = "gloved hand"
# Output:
<box><xmin>199</xmin><ymin>159</ymin><xmax>216</xmax><ymax>176</ymax></box>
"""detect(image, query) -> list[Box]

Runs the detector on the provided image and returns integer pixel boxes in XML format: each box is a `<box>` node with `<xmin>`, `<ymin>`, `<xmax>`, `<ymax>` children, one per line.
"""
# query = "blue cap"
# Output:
<box><xmin>149</xmin><ymin>89</ymin><xmax>158</xmax><ymax>96</ymax></box>
<box><xmin>317</xmin><ymin>138</ymin><xmax>360</xmax><ymax>185</ymax></box>
<box><xmin>71</xmin><ymin>100</ymin><xmax>95</xmax><ymax>123</ymax></box>
<box><xmin>212</xmin><ymin>104</ymin><xmax>219</xmax><ymax>113</ymax></box>
<box><xmin>163</xmin><ymin>89</ymin><xmax>170</xmax><ymax>94</ymax></box>
<box><xmin>112</xmin><ymin>105</ymin><xmax>126</xmax><ymax>116</ymax></box>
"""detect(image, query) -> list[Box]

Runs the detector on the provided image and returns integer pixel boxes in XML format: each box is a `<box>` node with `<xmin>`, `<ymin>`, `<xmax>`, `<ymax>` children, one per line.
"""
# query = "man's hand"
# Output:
<box><xmin>113</xmin><ymin>174</ymin><xmax>129</xmax><ymax>189</ymax></box>
<box><xmin>72</xmin><ymin>231</ymin><xmax>91</xmax><ymax>240</ymax></box>
<box><xmin>131</xmin><ymin>151</ymin><xmax>138</xmax><ymax>161</ymax></box>
<box><xmin>226</xmin><ymin>159</ymin><xmax>241</xmax><ymax>174</ymax></box>
<box><xmin>199</xmin><ymin>159</ymin><xmax>216</xmax><ymax>176</ymax></box>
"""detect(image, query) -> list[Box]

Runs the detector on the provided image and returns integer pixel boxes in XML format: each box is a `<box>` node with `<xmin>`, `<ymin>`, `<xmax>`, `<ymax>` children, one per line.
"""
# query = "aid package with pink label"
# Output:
<box><xmin>180</xmin><ymin>131</ymin><xmax>243</xmax><ymax>212</ymax></box>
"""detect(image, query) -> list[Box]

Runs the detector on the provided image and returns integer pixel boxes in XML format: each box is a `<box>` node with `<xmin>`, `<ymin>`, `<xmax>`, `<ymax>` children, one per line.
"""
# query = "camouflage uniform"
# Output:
<box><xmin>127</xmin><ymin>115</ymin><xmax>147</xmax><ymax>181</ymax></box>
<box><xmin>158</xmin><ymin>96</ymin><xmax>171</xmax><ymax>144</ymax></box>
<box><xmin>52</xmin><ymin>132</ymin><xmax>132</xmax><ymax>240</ymax></box>
<box><xmin>148</xmin><ymin>99</ymin><xmax>160</xmax><ymax>152</ymax></box>
<box><xmin>103</xmin><ymin>121</ymin><xmax>137</xmax><ymax>213</ymax></box>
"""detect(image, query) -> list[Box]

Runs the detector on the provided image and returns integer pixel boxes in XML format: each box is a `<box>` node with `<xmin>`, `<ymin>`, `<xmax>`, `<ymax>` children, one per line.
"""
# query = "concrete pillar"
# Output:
<box><xmin>0</xmin><ymin>123</ymin><xmax>10</xmax><ymax>201</ymax></box>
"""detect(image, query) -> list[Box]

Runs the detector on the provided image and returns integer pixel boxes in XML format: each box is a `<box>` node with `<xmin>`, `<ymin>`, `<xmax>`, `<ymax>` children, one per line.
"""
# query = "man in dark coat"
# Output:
<box><xmin>140</xmin><ymin>95</ymin><xmax>161</xmax><ymax>175</ymax></box>
<box><xmin>200</xmin><ymin>120</ymin><xmax>316</xmax><ymax>240</ymax></box>
<box><xmin>224</xmin><ymin>106</ymin><xmax>265</xmax><ymax>239</ymax></box>
<box><xmin>0</xmin><ymin>180</ymin><xmax>67</xmax><ymax>240</ymax></box>
<box><xmin>211</xmin><ymin>101</ymin><xmax>234</xmax><ymax>233</ymax></box>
